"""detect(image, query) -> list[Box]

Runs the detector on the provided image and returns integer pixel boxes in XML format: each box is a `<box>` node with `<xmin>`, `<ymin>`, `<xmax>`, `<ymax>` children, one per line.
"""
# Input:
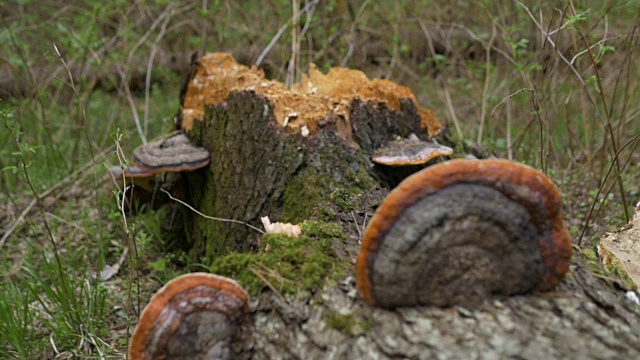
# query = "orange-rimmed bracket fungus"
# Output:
<box><xmin>132</xmin><ymin>133</ymin><xmax>210</xmax><ymax>174</ymax></box>
<box><xmin>372</xmin><ymin>133</ymin><xmax>453</xmax><ymax>166</ymax></box>
<box><xmin>356</xmin><ymin>159</ymin><xmax>572</xmax><ymax>309</ymax></box>
<box><xmin>129</xmin><ymin>273</ymin><xmax>249</xmax><ymax>360</ymax></box>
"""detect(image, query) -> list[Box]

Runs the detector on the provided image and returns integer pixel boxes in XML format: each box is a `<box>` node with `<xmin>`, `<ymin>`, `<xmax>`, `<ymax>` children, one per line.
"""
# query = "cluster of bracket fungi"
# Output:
<box><xmin>125</xmin><ymin>157</ymin><xmax>572</xmax><ymax>359</ymax></box>
<box><xmin>108</xmin><ymin>133</ymin><xmax>211</xmax><ymax>185</ymax></box>
<box><xmin>120</xmin><ymin>53</ymin><xmax>572</xmax><ymax>359</ymax></box>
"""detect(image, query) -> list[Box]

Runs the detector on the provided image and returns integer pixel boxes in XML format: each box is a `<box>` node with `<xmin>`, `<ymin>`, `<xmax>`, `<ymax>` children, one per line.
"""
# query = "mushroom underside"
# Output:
<box><xmin>140</xmin><ymin>285</ymin><xmax>245</xmax><ymax>360</ymax></box>
<box><xmin>368</xmin><ymin>184</ymin><xmax>546</xmax><ymax>308</ymax></box>
<box><xmin>108</xmin><ymin>165</ymin><xmax>153</xmax><ymax>179</ymax></box>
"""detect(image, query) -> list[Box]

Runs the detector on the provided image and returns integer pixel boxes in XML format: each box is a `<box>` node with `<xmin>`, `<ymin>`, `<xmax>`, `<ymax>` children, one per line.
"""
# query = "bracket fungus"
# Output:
<box><xmin>372</xmin><ymin>134</ymin><xmax>453</xmax><ymax>166</ymax></box>
<box><xmin>356</xmin><ymin>159</ymin><xmax>572</xmax><ymax>309</ymax></box>
<box><xmin>132</xmin><ymin>133</ymin><xmax>210</xmax><ymax>174</ymax></box>
<box><xmin>108</xmin><ymin>164</ymin><xmax>154</xmax><ymax>179</ymax></box>
<box><xmin>107</xmin><ymin>165</ymin><xmax>155</xmax><ymax>192</ymax></box>
<box><xmin>129</xmin><ymin>273</ymin><xmax>249</xmax><ymax>360</ymax></box>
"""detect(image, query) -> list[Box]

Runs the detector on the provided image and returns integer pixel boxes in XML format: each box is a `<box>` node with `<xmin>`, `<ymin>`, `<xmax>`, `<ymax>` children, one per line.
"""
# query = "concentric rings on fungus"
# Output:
<box><xmin>129</xmin><ymin>273</ymin><xmax>249</xmax><ymax>360</ymax></box>
<box><xmin>356</xmin><ymin>159</ymin><xmax>572</xmax><ymax>309</ymax></box>
<box><xmin>132</xmin><ymin>133</ymin><xmax>210</xmax><ymax>174</ymax></box>
<box><xmin>372</xmin><ymin>134</ymin><xmax>453</xmax><ymax>166</ymax></box>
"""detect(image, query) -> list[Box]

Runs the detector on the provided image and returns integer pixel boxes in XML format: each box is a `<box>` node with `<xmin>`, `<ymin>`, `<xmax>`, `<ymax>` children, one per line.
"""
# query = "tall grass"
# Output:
<box><xmin>0</xmin><ymin>283</ymin><xmax>36</xmax><ymax>359</ymax></box>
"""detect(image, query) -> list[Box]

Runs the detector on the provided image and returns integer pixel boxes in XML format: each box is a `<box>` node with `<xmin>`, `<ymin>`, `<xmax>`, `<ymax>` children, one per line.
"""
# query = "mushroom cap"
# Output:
<box><xmin>129</xmin><ymin>273</ymin><xmax>249</xmax><ymax>360</ymax></box>
<box><xmin>356</xmin><ymin>159</ymin><xmax>572</xmax><ymax>308</ymax></box>
<box><xmin>132</xmin><ymin>133</ymin><xmax>210</xmax><ymax>174</ymax></box>
<box><xmin>372</xmin><ymin>136</ymin><xmax>453</xmax><ymax>166</ymax></box>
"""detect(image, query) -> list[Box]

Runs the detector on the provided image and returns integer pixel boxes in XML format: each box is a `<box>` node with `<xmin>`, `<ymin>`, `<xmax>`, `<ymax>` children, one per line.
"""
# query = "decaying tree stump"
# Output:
<box><xmin>149</xmin><ymin>53</ymin><xmax>640</xmax><ymax>359</ymax></box>
<box><xmin>177</xmin><ymin>53</ymin><xmax>444</xmax><ymax>259</ymax></box>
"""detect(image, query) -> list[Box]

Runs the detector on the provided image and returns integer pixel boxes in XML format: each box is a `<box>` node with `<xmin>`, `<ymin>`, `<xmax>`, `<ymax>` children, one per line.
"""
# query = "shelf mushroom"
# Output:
<box><xmin>107</xmin><ymin>164</ymin><xmax>155</xmax><ymax>191</ymax></box>
<box><xmin>129</xmin><ymin>273</ymin><xmax>249</xmax><ymax>360</ymax></box>
<box><xmin>372</xmin><ymin>134</ymin><xmax>453</xmax><ymax>166</ymax></box>
<box><xmin>108</xmin><ymin>164</ymin><xmax>154</xmax><ymax>179</ymax></box>
<box><xmin>356</xmin><ymin>159</ymin><xmax>572</xmax><ymax>309</ymax></box>
<box><xmin>132</xmin><ymin>133</ymin><xmax>210</xmax><ymax>174</ymax></box>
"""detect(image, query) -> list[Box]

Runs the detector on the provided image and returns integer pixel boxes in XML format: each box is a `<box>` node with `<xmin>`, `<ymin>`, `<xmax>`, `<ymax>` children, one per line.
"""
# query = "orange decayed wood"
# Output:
<box><xmin>181</xmin><ymin>53</ymin><xmax>444</xmax><ymax>139</ymax></box>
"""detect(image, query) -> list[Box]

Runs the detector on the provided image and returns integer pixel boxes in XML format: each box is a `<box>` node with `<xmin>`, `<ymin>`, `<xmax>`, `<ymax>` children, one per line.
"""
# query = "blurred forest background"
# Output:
<box><xmin>0</xmin><ymin>0</ymin><xmax>639</xmax><ymax>358</ymax></box>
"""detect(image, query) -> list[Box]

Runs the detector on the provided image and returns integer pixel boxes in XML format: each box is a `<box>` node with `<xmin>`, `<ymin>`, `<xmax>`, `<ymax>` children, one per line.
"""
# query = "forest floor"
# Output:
<box><xmin>1</xmin><ymin>1</ymin><xmax>639</xmax><ymax>358</ymax></box>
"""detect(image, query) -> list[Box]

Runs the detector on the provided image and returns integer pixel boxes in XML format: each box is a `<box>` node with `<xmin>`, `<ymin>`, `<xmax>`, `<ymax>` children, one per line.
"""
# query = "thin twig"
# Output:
<box><xmin>160</xmin><ymin>189</ymin><xmax>264</xmax><ymax>234</ymax></box>
<box><xmin>578</xmin><ymin>132</ymin><xmax>640</xmax><ymax>246</ymax></box>
<box><xmin>491</xmin><ymin>88</ymin><xmax>533</xmax><ymax>116</ymax></box>
<box><xmin>567</xmin><ymin>0</ymin><xmax>629</xmax><ymax>222</ymax></box>
<box><xmin>44</xmin><ymin>212</ymin><xmax>89</xmax><ymax>236</ymax></box>
<box><xmin>491</xmin><ymin>88</ymin><xmax>544</xmax><ymax>171</ymax></box>
<box><xmin>351</xmin><ymin>211</ymin><xmax>362</xmax><ymax>239</ymax></box>
<box><xmin>506</xmin><ymin>87</ymin><xmax>513</xmax><ymax>160</ymax></box>
<box><xmin>418</xmin><ymin>20</ymin><xmax>463</xmax><ymax>140</ymax></box>
<box><xmin>114</xmin><ymin>131</ymin><xmax>131</xmax><ymax>234</ymax></box>
<box><xmin>3</xmin><ymin>121</ymin><xmax>72</xmax><ymax>309</ymax></box>
<box><xmin>477</xmin><ymin>21</ymin><xmax>497</xmax><ymax>144</ymax></box>
<box><xmin>255</xmin><ymin>0</ymin><xmax>319</xmax><ymax>67</ymax></box>
<box><xmin>201</xmin><ymin>0</ymin><xmax>209</xmax><ymax>53</ymax></box>
<box><xmin>286</xmin><ymin>0</ymin><xmax>299</xmax><ymax>88</ymax></box>
<box><xmin>117</xmin><ymin>64</ymin><xmax>147</xmax><ymax>144</ymax></box>
<box><xmin>249</xmin><ymin>266</ymin><xmax>286</xmax><ymax>303</ymax></box>
<box><xmin>0</xmin><ymin>146</ymin><xmax>113</xmax><ymax>248</ymax></box>
<box><xmin>256</xmin><ymin>25</ymin><xmax>288</xmax><ymax>67</ymax></box>
<box><xmin>144</xmin><ymin>9</ymin><xmax>173</xmax><ymax>136</ymax></box>
<box><xmin>443</xmin><ymin>85</ymin><xmax>463</xmax><ymax>140</ymax></box>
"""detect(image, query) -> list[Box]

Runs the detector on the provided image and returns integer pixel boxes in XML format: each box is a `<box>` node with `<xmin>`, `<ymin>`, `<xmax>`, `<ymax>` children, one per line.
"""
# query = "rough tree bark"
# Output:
<box><xmin>164</xmin><ymin>53</ymin><xmax>639</xmax><ymax>359</ymax></box>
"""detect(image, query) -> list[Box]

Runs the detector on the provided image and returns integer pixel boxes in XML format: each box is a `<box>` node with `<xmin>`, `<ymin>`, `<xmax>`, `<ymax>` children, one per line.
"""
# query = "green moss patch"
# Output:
<box><xmin>209</xmin><ymin>221</ymin><xmax>350</xmax><ymax>295</ymax></box>
<box><xmin>581</xmin><ymin>248</ymin><xmax>637</xmax><ymax>290</ymax></box>
<box><xmin>325</xmin><ymin>312</ymin><xmax>373</xmax><ymax>336</ymax></box>
<box><xmin>581</xmin><ymin>248</ymin><xmax>606</xmax><ymax>276</ymax></box>
<box><xmin>281</xmin><ymin>168</ymin><xmax>325</xmax><ymax>223</ymax></box>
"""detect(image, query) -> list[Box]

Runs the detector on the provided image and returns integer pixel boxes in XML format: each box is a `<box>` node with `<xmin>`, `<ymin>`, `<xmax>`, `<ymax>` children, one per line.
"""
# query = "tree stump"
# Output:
<box><xmin>157</xmin><ymin>53</ymin><xmax>640</xmax><ymax>358</ymax></box>
<box><xmin>177</xmin><ymin>53</ymin><xmax>443</xmax><ymax>260</ymax></box>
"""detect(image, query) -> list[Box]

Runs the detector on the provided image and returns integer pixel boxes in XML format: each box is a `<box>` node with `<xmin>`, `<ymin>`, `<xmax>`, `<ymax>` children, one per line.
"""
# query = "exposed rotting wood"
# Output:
<box><xmin>598</xmin><ymin>203</ymin><xmax>640</xmax><ymax>290</ymax></box>
<box><xmin>178</xmin><ymin>53</ymin><xmax>443</xmax><ymax>138</ymax></box>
